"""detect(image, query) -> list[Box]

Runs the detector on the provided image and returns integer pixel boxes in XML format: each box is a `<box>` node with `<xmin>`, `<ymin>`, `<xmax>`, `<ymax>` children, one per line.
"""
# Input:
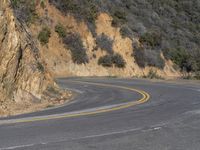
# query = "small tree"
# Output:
<box><xmin>134</xmin><ymin>46</ymin><xmax>165</xmax><ymax>69</ymax></box>
<box><xmin>112</xmin><ymin>10</ymin><xmax>127</xmax><ymax>27</ymax></box>
<box><xmin>144</xmin><ymin>69</ymin><xmax>163</xmax><ymax>79</ymax></box>
<box><xmin>96</xmin><ymin>33</ymin><xmax>114</xmax><ymax>54</ymax></box>
<box><xmin>38</xmin><ymin>27</ymin><xmax>51</xmax><ymax>45</ymax></box>
<box><xmin>139</xmin><ymin>31</ymin><xmax>161</xmax><ymax>48</ymax></box>
<box><xmin>112</xmin><ymin>53</ymin><xmax>126</xmax><ymax>68</ymax></box>
<box><xmin>40</xmin><ymin>0</ymin><xmax>46</xmax><ymax>9</ymax></box>
<box><xmin>98</xmin><ymin>53</ymin><xmax>126</xmax><ymax>68</ymax></box>
<box><xmin>55</xmin><ymin>23</ymin><xmax>66</xmax><ymax>38</ymax></box>
<box><xmin>98</xmin><ymin>55</ymin><xmax>113</xmax><ymax>67</ymax></box>
<box><xmin>63</xmin><ymin>33</ymin><xmax>89</xmax><ymax>64</ymax></box>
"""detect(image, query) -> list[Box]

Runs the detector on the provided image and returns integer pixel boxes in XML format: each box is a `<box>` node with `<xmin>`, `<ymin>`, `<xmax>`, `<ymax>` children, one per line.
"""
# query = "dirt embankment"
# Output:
<box><xmin>30</xmin><ymin>2</ymin><xmax>180</xmax><ymax>79</ymax></box>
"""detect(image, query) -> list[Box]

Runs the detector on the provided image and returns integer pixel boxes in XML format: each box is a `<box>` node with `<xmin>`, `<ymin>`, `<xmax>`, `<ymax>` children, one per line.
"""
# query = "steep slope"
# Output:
<box><xmin>10</xmin><ymin>0</ymin><xmax>200</xmax><ymax>79</ymax></box>
<box><xmin>0</xmin><ymin>0</ymin><xmax>70</xmax><ymax>116</ymax></box>
<box><xmin>46</xmin><ymin>0</ymin><xmax>199</xmax><ymax>78</ymax></box>
<box><xmin>14</xmin><ymin>0</ymin><xmax>178</xmax><ymax>78</ymax></box>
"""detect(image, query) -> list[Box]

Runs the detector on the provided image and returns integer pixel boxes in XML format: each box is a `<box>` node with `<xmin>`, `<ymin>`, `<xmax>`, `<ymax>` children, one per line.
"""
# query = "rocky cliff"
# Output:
<box><xmin>0</xmin><ymin>0</ymin><xmax>70</xmax><ymax>116</ymax></box>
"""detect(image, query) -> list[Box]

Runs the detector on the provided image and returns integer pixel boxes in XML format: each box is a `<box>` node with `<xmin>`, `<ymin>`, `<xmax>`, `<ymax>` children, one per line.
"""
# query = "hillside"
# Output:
<box><xmin>10</xmin><ymin>0</ymin><xmax>200</xmax><ymax>79</ymax></box>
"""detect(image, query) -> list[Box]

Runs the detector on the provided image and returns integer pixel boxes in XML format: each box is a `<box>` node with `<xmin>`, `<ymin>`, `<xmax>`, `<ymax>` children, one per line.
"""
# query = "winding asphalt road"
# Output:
<box><xmin>0</xmin><ymin>78</ymin><xmax>200</xmax><ymax>150</ymax></box>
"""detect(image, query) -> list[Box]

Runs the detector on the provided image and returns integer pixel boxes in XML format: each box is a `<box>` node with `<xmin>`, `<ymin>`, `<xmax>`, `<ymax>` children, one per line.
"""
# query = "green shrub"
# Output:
<box><xmin>51</xmin><ymin>0</ymin><xmax>99</xmax><ymax>34</ymax></box>
<box><xmin>11</xmin><ymin>0</ymin><xmax>19</xmax><ymax>7</ymax></box>
<box><xmin>46</xmin><ymin>86</ymin><xmax>59</xmax><ymax>95</ymax></box>
<box><xmin>37</xmin><ymin>62</ymin><xmax>45</xmax><ymax>72</ymax></box>
<box><xmin>162</xmin><ymin>48</ymin><xmax>171</xmax><ymax>60</ymax></box>
<box><xmin>164</xmin><ymin>48</ymin><xmax>193</xmax><ymax>72</ymax></box>
<box><xmin>98</xmin><ymin>53</ymin><xmax>126</xmax><ymax>68</ymax></box>
<box><xmin>96</xmin><ymin>33</ymin><xmax>113</xmax><ymax>54</ymax></box>
<box><xmin>83</xmin><ymin>0</ymin><xmax>98</xmax><ymax>23</ymax></box>
<box><xmin>11</xmin><ymin>0</ymin><xmax>38</xmax><ymax>24</ymax></box>
<box><xmin>98</xmin><ymin>55</ymin><xmax>113</xmax><ymax>67</ymax></box>
<box><xmin>49</xmin><ymin>0</ymin><xmax>98</xmax><ymax>23</ymax></box>
<box><xmin>112</xmin><ymin>10</ymin><xmax>127</xmax><ymax>27</ymax></box>
<box><xmin>40</xmin><ymin>0</ymin><xmax>46</xmax><ymax>9</ymax></box>
<box><xmin>38</xmin><ymin>27</ymin><xmax>51</xmax><ymax>45</ymax></box>
<box><xmin>133</xmin><ymin>46</ymin><xmax>146</xmax><ymax>68</ymax></box>
<box><xmin>63</xmin><ymin>33</ymin><xmax>89</xmax><ymax>64</ymax></box>
<box><xmin>120</xmin><ymin>25</ymin><xmax>133</xmax><ymax>39</ymax></box>
<box><xmin>182</xmin><ymin>71</ymin><xmax>200</xmax><ymax>80</ymax></box>
<box><xmin>112</xmin><ymin>53</ymin><xmax>126</xmax><ymax>68</ymax></box>
<box><xmin>93</xmin><ymin>54</ymin><xmax>97</xmax><ymax>59</ymax></box>
<box><xmin>145</xmin><ymin>50</ymin><xmax>165</xmax><ymax>69</ymax></box>
<box><xmin>55</xmin><ymin>23</ymin><xmax>66</xmax><ymax>38</ymax></box>
<box><xmin>134</xmin><ymin>46</ymin><xmax>165</xmax><ymax>69</ymax></box>
<box><xmin>171</xmin><ymin>49</ymin><xmax>192</xmax><ymax>72</ymax></box>
<box><xmin>189</xmin><ymin>49</ymin><xmax>200</xmax><ymax>73</ymax></box>
<box><xmin>139</xmin><ymin>31</ymin><xmax>161</xmax><ymax>48</ymax></box>
<box><xmin>194</xmin><ymin>71</ymin><xmax>200</xmax><ymax>80</ymax></box>
<box><xmin>143</xmin><ymin>69</ymin><xmax>163</xmax><ymax>79</ymax></box>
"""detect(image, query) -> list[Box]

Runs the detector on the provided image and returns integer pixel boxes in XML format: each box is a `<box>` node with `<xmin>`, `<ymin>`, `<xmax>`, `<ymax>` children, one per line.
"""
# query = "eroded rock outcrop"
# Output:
<box><xmin>0</xmin><ymin>0</ymin><xmax>69</xmax><ymax>116</ymax></box>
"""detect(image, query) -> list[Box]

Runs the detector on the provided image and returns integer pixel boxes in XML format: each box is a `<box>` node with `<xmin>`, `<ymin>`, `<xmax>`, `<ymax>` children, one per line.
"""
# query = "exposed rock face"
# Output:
<box><xmin>0</xmin><ymin>0</ymin><xmax>60</xmax><ymax>116</ymax></box>
<box><xmin>32</xmin><ymin>2</ymin><xmax>179</xmax><ymax>78</ymax></box>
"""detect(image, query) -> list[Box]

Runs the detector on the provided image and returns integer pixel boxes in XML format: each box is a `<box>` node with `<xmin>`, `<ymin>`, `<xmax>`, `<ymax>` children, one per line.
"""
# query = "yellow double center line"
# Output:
<box><xmin>0</xmin><ymin>81</ymin><xmax>150</xmax><ymax>125</ymax></box>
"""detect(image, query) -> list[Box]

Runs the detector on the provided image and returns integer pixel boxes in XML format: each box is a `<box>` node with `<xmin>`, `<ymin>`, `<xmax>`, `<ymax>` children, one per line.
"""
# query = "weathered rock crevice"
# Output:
<box><xmin>0</xmin><ymin>0</ymin><xmax>71</xmax><ymax>116</ymax></box>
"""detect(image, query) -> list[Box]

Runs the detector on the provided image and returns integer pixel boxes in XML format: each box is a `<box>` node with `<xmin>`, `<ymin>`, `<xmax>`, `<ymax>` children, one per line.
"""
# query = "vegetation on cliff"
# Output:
<box><xmin>11</xmin><ymin>0</ymin><xmax>200</xmax><ymax>79</ymax></box>
<box><xmin>0</xmin><ymin>0</ymin><xmax>71</xmax><ymax>116</ymax></box>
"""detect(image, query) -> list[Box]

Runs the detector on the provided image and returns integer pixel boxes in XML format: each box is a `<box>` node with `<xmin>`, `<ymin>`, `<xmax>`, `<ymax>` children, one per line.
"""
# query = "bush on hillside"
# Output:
<box><xmin>38</xmin><ymin>27</ymin><xmax>51</xmax><ymax>45</ymax></box>
<box><xmin>112</xmin><ymin>10</ymin><xmax>127</xmax><ymax>27</ymax></box>
<box><xmin>139</xmin><ymin>31</ymin><xmax>162</xmax><ymax>48</ymax></box>
<box><xmin>96</xmin><ymin>33</ymin><xmax>114</xmax><ymax>54</ymax></box>
<box><xmin>11</xmin><ymin>0</ymin><xmax>38</xmax><ymax>24</ymax></box>
<box><xmin>120</xmin><ymin>25</ymin><xmax>133</xmax><ymax>39</ymax></box>
<box><xmin>55</xmin><ymin>23</ymin><xmax>66</xmax><ymax>38</ymax></box>
<box><xmin>11</xmin><ymin>0</ymin><xmax>200</xmax><ymax>78</ymax></box>
<box><xmin>194</xmin><ymin>71</ymin><xmax>200</xmax><ymax>80</ymax></box>
<box><xmin>83</xmin><ymin>0</ymin><xmax>99</xmax><ymax>23</ymax></box>
<box><xmin>98</xmin><ymin>55</ymin><xmax>113</xmax><ymax>67</ymax></box>
<box><xmin>163</xmin><ymin>48</ymin><xmax>193</xmax><ymax>72</ymax></box>
<box><xmin>49</xmin><ymin>0</ymin><xmax>98</xmax><ymax>23</ymax></box>
<box><xmin>40</xmin><ymin>0</ymin><xmax>46</xmax><ymax>9</ymax></box>
<box><xmin>112</xmin><ymin>53</ymin><xmax>126</xmax><ymax>68</ymax></box>
<box><xmin>63</xmin><ymin>33</ymin><xmax>89</xmax><ymax>64</ymax></box>
<box><xmin>98</xmin><ymin>53</ymin><xmax>126</xmax><ymax>68</ymax></box>
<box><xmin>143</xmin><ymin>69</ymin><xmax>163</xmax><ymax>79</ymax></box>
<box><xmin>37</xmin><ymin>62</ymin><xmax>45</xmax><ymax>73</ymax></box>
<box><xmin>11</xmin><ymin>0</ymin><xmax>19</xmax><ymax>7</ymax></box>
<box><xmin>145</xmin><ymin>50</ymin><xmax>165</xmax><ymax>69</ymax></box>
<box><xmin>134</xmin><ymin>47</ymin><xmax>165</xmax><ymax>69</ymax></box>
<box><xmin>191</xmin><ymin>49</ymin><xmax>200</xmax><ymax>72</ymax></box>
<box><xmin>133</xmin><ymin>46</ymin><xmax>146</xmax><ymax>68</ymax></box>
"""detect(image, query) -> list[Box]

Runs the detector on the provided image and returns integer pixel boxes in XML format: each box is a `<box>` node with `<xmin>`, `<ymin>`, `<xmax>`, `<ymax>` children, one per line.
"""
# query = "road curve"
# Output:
<box><xmin>0</xmin><ymin>78</ymin><xmax>200</xmax><ymax>150</ymax></box>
